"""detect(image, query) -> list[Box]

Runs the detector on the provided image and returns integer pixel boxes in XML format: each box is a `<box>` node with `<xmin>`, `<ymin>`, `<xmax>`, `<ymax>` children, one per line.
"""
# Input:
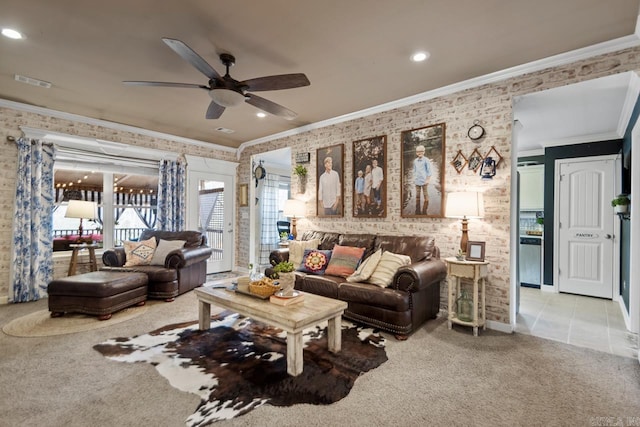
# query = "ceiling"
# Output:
<box><xmin>1</xmin><ymin>1</ymin><xmax>639</xmax><ymax>150</ymax></box>
<box><xmin>514</xmin><ymin>72</ymin><xmax>640</xmax><ymax>155</ymax></box>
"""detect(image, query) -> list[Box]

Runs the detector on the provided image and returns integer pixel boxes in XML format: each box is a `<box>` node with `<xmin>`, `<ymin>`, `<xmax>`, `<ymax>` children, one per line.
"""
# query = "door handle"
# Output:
<box><xmin>605</xmin><ymin>234</ymin><xmax>613</xmax><ymax>239</ymax></box>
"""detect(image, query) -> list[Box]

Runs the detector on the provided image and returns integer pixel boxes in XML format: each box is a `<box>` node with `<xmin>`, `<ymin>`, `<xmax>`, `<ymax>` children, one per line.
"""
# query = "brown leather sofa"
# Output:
<box><xmin>101</xmin><ymin>230</ymin><xmax>213</xmax><ymax>301</ymax></box>
<box><xmin>268</xmin><ymin>230</ymin><xmax>447</xmax><ymax>338</ymax></box>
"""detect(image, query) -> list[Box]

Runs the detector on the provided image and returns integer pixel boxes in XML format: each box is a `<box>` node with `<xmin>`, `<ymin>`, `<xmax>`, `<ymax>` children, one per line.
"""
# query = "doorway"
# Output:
<box><xmin>249</xmin><ymin>148</ymin><xmax>292</xmax><ymax>268</ymax></box>
<box><xmin>510</xmin><ymin>72</ymin><xmax>640</xmax><ymax>337</ymax></box>
<box><xmin>185</xmin><ymin>155</ymin><xmax>237</xmax><ymax>273</ymax></box>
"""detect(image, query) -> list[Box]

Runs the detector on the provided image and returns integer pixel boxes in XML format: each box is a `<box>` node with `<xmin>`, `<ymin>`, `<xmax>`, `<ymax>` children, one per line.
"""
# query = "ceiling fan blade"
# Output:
<box><xmin>241</xmin><ymin>73</ymin><xmax>310</xmax><ymax>92</ymax></box>
<box><xmin>246</xmin><ymin>94</ymin><xmax>298</xmax><ymax>120</ymax></box>
<box><xmin>123</xmin><ymin>81</ymin><xmax>208</xmax><ymax>89</ymax></box>
<box><xmin>162</xmin><ymin>38</ymin><xmax>221</xmax><ymax>81</ymax></box>
<box><xmin>205</xmin><ymin>101</ymin><xmax>225</xmax><ymax>119</ymax></box>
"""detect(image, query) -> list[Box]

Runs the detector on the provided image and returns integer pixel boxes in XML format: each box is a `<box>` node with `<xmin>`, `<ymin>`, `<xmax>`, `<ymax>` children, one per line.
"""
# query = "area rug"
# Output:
<box><xmin>94</xmin><ymin>311</ymin><xmax>387</xmax><ymax>426</ymax></box>
<box><xmin>2</xmin><ymin>304</ymin><xmax>150</xmax><ymax>337</ymax></box>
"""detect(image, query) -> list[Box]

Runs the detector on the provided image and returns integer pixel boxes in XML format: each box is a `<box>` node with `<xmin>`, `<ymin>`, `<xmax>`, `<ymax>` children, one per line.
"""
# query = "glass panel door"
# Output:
<box><xmin>188</xmin><ymin>171</ymin><xmax>233</xmax><ymax>273</ymax></box>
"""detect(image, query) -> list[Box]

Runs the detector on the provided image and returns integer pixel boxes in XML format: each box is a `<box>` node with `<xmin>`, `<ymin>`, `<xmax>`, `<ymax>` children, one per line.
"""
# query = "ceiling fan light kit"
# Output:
<box><xmin>124</xmin><ymin>38</ymin><xmax>310</xmax><ymax>120</ymax></box>
<box><xmin>209</xmin><ymin>88</ymin><xmax>246</xmax><ymax>107</ymax></box>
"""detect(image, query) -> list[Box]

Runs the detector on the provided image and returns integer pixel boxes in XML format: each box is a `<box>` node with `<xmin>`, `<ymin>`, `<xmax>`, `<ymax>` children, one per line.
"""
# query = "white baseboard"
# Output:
<box><xmin>486</xmin><ymin>319</ymin><xmax>514</xmax><ymax>334</ymax></box>
<box><xmin>439</xmin><ymin>309</ymin><xmax>513</xmax><ymax>334</ymax></box>
<box><xmin>0</xmin><ymin>295</ymin><xmax>8</xmax><ymax>305</ymax></box>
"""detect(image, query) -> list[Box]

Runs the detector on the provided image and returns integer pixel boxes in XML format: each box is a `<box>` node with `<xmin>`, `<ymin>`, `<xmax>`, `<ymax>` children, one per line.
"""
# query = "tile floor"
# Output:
<box><xmin>516</xmin><ymin>286</ymin><xmax>639</xmax><ymax>359</ymax></box>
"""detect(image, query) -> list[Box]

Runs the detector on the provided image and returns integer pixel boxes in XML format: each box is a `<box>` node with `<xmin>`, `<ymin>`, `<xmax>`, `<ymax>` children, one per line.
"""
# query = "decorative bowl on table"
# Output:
<box><xmin>248</xmin><ymin>277</ymin><xmax>280</xmax><ymax>297</ymax></box>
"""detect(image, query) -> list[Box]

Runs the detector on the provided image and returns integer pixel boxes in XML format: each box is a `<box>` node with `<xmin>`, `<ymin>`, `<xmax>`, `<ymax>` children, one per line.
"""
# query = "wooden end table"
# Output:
<box><xmin>445</xmin><ymin>257</ymin><xmax>489</xmax><ymax>336</ymax></box>
<box><xmin>68</xmin><ymin>243</ymin><xmax>99</xmax><ymax>276</ymax></box>
<box><xmin>194</xmin><ymin>286</ymin><xmax>347</xmax><ymax>376</ymax></box>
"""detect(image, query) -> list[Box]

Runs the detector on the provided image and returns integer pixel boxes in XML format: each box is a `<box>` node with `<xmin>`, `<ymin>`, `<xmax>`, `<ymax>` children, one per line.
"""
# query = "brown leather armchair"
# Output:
<box><xmin>101</xmin><ymin>230</ymin><xmax>212</xmax><ymax>301</ymax></box>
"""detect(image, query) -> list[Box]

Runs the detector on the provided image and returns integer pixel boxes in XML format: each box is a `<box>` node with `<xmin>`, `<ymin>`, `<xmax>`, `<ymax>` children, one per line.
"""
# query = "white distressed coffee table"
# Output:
<box><xmin>194</xmin><ymin>286</ymin><xmax>348</xmax><ymax>376</ymax></box>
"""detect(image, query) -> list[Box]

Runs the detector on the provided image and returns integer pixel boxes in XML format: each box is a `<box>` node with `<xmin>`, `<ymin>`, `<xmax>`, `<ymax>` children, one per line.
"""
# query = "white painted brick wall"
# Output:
<box><xmin>2</xmin><ymin>46</ymin><xmax>640</xmax><ymax>325</ymax></box>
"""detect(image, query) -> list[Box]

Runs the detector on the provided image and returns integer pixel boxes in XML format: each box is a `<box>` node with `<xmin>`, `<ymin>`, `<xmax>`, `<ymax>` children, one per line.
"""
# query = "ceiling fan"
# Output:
<box><xmin>124</xmin><ymin>38</ymin><xmax>310</xmax><ymax>120</ymax></box>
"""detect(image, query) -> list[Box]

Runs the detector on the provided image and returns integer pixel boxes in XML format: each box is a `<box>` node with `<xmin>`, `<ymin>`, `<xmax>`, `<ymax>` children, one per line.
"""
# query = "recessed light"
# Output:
<box><xmin>256</xmin><ymin>112</ymin><xmax>266</xmax><ymax>118</ymax></box>
<box><xmin>2</xmin><ymin>28</ymin><xmax>23</xmax><ymax>40</ymax></box>
<box><xmin>411</xmin><ymin>51</ymin><xmax>430</xmax><ymax>62</ymax></box>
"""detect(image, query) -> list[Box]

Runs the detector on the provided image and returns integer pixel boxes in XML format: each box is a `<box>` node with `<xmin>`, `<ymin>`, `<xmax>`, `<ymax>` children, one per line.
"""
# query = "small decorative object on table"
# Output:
<box><xmin>270</xmin><ymin>292</ymin><xmax>305</xmax><ymax>306</ymax></box>
<box><xmin>249</xmin><ymin>277</ymin><xmax>280</xmax><ymax>297</ymax></box>
<box><xmin>456</xmin><ymin>289</ymin><xmax>473</xmax><ymax>322</ymax></box>
<box><xmin>272</xmin><ymin>261</ymin><xmax>296</xmax><ymax>296</ymax></box>
<box><xmin>465</xmin><ymin>241</ymin><xmax>486</xmax><ymax>262</ymax></box>
<box><xmin>248</xmin><ymin>263</ymin><xmax>264</xmax><ymax>282</ymax></box>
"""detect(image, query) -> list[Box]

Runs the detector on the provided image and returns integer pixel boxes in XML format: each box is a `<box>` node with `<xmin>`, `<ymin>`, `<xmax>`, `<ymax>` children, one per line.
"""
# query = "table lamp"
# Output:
<box><xmin>283</xmin><ymin>199</ymin><xmax>305</xmax><ymax>239</ymax></box>
<box><xmin>65</xmin><ymin>200</ymin><xmax>97</xmax><ymax>239</ymax></box>
<box><xmin>445</xmin><ymin>192</ymin><xmax>484</xmax><ymax>253</ymax></box>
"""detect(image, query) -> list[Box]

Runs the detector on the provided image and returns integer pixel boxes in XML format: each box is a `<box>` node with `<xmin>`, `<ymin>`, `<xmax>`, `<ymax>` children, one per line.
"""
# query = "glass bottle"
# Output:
<box><xmin>456</xmin><ymin>289</ymin><xmax>473</xmax><ymax>322</ymax></box>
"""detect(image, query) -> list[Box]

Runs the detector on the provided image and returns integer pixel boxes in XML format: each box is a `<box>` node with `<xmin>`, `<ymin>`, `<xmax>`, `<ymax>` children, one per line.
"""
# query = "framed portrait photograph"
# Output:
<box><xmin>317</xmin><ymin>144</ymin><xmax>344</xmax><ymax>217</ymax></box>
<box><xmin>466</xmin><ymin>241</ymin><xmax>486</xmax><ymax>262</ymax></box>
<box><xmin>352</xmin><ymin>135</ymin><xmax>387</xmax><ymax>218</ymax></box>
<box><xmin>400</xmin><ymin>123</ymin><xmax>446</xmax><ymax>218</ymax></box>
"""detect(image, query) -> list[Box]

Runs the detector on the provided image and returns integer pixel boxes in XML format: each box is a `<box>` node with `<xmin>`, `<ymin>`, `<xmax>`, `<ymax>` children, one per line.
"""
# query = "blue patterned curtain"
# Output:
<box><xmin>11</xmin><ymin>138</ymin><xmax>56</xmax><ymax>302</ymax></box>
<box><xmin>157</xmin><ymin>159</ymin><xmax>186</xmax><ymax>231</ymax></box>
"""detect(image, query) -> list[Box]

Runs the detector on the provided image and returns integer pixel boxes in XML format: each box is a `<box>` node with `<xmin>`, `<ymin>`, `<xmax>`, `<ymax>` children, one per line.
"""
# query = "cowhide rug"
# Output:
<box><xmin>94</xmin><ymin>311</ymin><xmax>387</xmax><ymax>426</ymax></box>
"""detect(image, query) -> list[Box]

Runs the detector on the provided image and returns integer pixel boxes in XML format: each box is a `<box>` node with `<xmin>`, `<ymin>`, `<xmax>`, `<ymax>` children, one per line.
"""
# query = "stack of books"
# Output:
<box><xmin>269</xmin><ymin>293</ymin><xmax>305</xmax><ymax>306</ymax></box>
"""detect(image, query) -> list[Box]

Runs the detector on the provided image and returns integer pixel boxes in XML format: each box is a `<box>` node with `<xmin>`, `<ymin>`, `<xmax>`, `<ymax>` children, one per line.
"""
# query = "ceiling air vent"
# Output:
<box><xmin>214</xmin><ymin>127</ymin><xmax>234</xmax><ymax>134</ymax></box>
<box><xmin>14</xmin><ymin>74</ymin><xmax>52</xmax><ymax>88</ymax></box>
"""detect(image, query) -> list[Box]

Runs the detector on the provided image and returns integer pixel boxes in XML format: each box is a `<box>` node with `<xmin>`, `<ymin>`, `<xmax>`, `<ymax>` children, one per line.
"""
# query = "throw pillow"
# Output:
<box><xmin>297</xmin><ymin>249</ymin><xmax>332</xmax><ymax>275</ymax></box>
<box><xmin>150</xmin><ymin>239</ymin><xmax>186</xmax><ymax>266</ymax></box>
<box><xmin>123</xmin><ymin>237</ymin><xmax>157</xmax><ymax>267</ymax></box>
<box><xmin>325</xmin><ymin>245</ymin><xmax>366</xmax><ymax>278</ymax></box>
<box><xmin>368</xmin><ymin>251</ymin><xmax>412</xmax><ymax>287</ymax></box>
<box><xmin>288</xmin><ymin>239</ymin><xmax>320</xmax><ymax>266</ymax></box>
<box><xmin>346</xmin><ymin>248</ymin><xmax>383</xmax><ymax>283</ymax></box>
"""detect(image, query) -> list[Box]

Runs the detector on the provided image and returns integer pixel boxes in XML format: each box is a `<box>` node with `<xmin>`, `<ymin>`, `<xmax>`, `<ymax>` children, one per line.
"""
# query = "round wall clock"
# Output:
<box><xmin>468</xmin><ymin>121</ymin><xmax>485</xmax><ymax>141</ymax></box>
<box><xmin>254</xmin><ymin>164</ymin><xmax>266</xmax><ymax>180</ymax></box>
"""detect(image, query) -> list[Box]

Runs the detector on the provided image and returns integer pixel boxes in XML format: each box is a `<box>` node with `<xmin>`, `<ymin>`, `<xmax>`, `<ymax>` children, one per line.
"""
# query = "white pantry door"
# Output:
<box><xmin>557</xmin><ymin>157</ymin><xmax>616</xmax><ymax>299</ymax></box>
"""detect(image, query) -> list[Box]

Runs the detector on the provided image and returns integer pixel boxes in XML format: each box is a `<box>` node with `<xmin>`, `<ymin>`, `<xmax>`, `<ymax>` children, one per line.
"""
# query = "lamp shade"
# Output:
<box><xmin>445</xmin><ymin>192</ymin><xmax>484</xmax><ymax>219</ymax></box>
<box><xmin>65</xmin><ymin>200</ymin><xmax>97</xmax><ymax>219</ymax></box>
<box><xmin>283</xmin><ymin>199</ymin><xmax>305</xmax><ymax>218</ymax></box>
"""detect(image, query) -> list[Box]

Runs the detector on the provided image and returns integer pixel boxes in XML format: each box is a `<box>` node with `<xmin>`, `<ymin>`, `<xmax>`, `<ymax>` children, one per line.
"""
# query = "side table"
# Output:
<box><xmin>68</xmin><ymin>243</ymin><xmax>99</xmax><ymax>276</ymax></box>
<box><xmin>445</xmin><ymin>257</ymin><xmax>489</xmax><ymax>336</ymax></box>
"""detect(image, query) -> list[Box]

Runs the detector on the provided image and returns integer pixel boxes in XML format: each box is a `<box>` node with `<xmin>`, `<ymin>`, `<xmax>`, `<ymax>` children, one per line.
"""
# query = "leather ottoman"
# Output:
<box><xmin>48</xmin><ymin>271</ymin><xmax>148</xmax><ymax>320</ymax></box>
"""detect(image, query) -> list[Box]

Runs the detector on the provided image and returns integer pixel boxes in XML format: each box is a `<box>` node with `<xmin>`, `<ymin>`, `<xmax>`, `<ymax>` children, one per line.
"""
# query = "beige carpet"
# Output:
<box><xmin>1</xmin><ymin>291</ymin><xmax>639</xmax><ymax>426</ymax></box>
<box><xmin>2</xmin><ymin>303</ymin><xmax>150</xmax><ymax>337</ymax></box>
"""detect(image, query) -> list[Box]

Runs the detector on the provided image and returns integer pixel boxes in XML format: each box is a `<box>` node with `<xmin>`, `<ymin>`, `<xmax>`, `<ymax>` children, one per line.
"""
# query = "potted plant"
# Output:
<box><xmin>611</xmin><ymin>194</ymin><xmax>630</xmax><ymax>214</ymax></box>
<box><xmin>293</xmin><ymin>164</ymin><xmax>308</xmax><ymax>193</ymax></box>
<box><xmin>272</xmin><ymin>260</ymin><xmax>296</xmax><ymax>295</ymax></box>
<box><xmin>279</xmin><ymin>231</ymin><xmax>289</xmax><ymax>242</ymax></box>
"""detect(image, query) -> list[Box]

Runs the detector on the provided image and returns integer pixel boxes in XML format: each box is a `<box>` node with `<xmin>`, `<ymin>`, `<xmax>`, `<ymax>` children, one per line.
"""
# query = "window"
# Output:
<box><xmin>53</xmin><ymin>168</ymin><xmax>159</xmax><ymax>251</ymax></box>
<box><xmin>31</xmin><ymin>128</ymin><xmax>178</xmax><ymax>252</ymax></box>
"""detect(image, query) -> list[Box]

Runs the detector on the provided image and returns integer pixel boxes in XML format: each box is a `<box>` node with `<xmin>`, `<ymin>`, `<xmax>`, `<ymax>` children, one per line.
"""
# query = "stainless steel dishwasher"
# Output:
<box><xmin>519</xmin><ymin>237</ymin><xmax>542</xmax><ymax>287</ymax></box>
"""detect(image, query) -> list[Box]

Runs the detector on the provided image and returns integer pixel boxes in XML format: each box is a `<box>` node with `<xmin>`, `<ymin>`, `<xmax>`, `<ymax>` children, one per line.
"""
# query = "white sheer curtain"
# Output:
<box><xmin>258</xmin><ymin>173</ymin><xmax>281</xmax><ymax>266</ymax></box>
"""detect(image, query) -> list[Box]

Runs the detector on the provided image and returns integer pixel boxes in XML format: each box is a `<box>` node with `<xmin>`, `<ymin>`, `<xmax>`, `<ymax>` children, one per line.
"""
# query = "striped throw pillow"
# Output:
<box><xmin>325</xmin><ymin>245</ymin><xmax>366</xmax><ymax>278</ymax></box>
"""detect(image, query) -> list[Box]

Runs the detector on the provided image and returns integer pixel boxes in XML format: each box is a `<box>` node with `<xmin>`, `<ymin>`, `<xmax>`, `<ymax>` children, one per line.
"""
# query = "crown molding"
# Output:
<box><xmin>618</xmin><ymin>71</ymin><xmax>640</xmax><ymax>136</ymax></box>
<box><xmin>238</xmin><ymin>30</ymin><xmax>640</xmax><ymax>157</ymax></box>
<box><xmin>543</xmin><ymin>132</ymin><xmax>624</xmax><ymax>149</ymax></box>
<box><xmin>0</xmin><ymin>98</ymin><xmax>236</xmax><ymax>153</ymax></box>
